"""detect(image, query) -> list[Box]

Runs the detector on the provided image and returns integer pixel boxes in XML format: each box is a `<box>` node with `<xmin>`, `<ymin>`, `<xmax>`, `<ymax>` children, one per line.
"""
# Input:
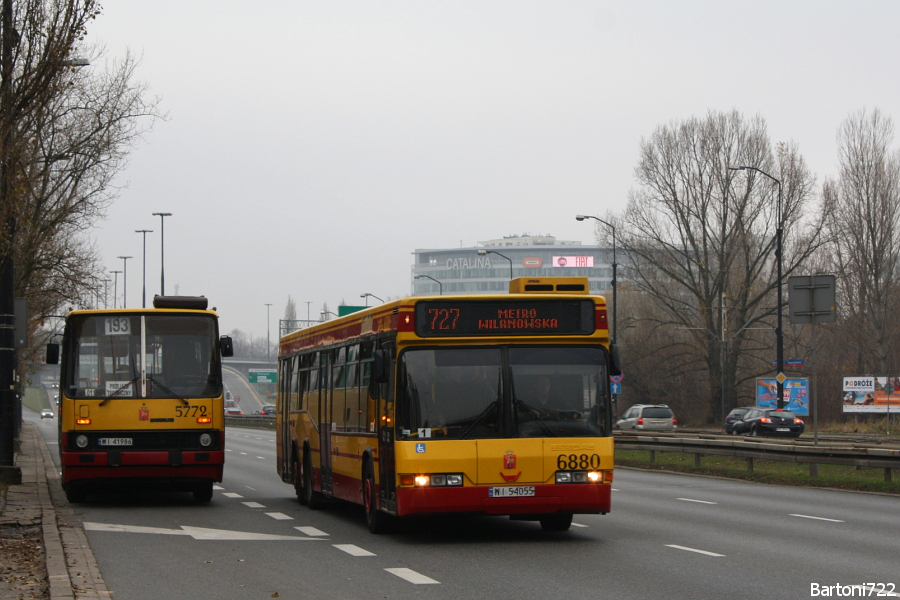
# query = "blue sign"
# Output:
<box><xmin>415</xmin><ymin>443</ymin><xmax>426</xmax><ymax>454</ymax></box>
<box><xmin>610</xmin><ymin>382</ymin><xmax>621</xmax><ymax>395</ymax></box>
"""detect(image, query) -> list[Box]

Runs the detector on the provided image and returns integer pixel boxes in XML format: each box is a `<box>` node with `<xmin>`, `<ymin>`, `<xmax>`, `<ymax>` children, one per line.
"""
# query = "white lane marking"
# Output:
<box><xmin>213</xmin><ymin>485</ymin><xmax>224</xmax><ymax>490</ymax></box>
<box><xmin>240</xmin><ymin>452</ymin><xmax>248</xmax><ymax>455</ymax></box>
<box><xmin>571</xmin><ymin>523</ymin><xmax>589</xmax><ymax>528</ymax></box>
<box><xmin>266</xmin><ymin>513</ymin><xmax>293</xmax><ymax>521</ymax></box>
<box><xmin>242</xmin><ymin>502</ymin><xmax>266</xmax><ymax>509</ymax></box>
<box><xmin>295</xmin><ymin>526</ymin><xmax>328</xmax><ymax>537</ymax></box>
<box><xmin>257</xmin><ymin>456</ymin><xmax>266</xmax><ymax>460</ymax></box>
<box><xmin>385</xmin><ymin>568</ymin><xmax>439</xmax><ymax>585</ymax></box>
<box><xmin>789</xmin><ymin>514</ymin><xmax>845</xmax><ymax>523</ymax></box>
<box><xmin>677</xmin><ymin>498</ymin><xmax>718</xmax><ymax>505</ymax></box>
<box><xmin>666</xmin><ymin>544</ymin><xmax>725</xmax><ymax>557</ymax></box>
<box><xmin>611</xmin><ymin>488</ymin><xmax>620</xmax><ymax>492</ymax></box>
<box><xmin>84</xmin><ymin>523</ymin><xmax>323</xmax><ymax>541</ymax></box>
<box><xmin>222</xmin><ymin>492</ymin><xmax>243</xmax><ymax>498</ymax></box>
<box><xmin>225</xmin><ymin>449</ymin><xmax>232</xmax><ymax>452</ymax></box>
<box><xmin>333</xmin><ymin>544</ymin><xmax>375</xmax><ymax>556</ymax></box>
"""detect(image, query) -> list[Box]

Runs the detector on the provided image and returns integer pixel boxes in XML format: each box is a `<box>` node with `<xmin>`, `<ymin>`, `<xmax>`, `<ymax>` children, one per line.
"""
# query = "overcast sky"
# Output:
<box><xmin>85</xmin><ymin>1</ymin><xmax>900</xmax><ymax>343</ymax></box>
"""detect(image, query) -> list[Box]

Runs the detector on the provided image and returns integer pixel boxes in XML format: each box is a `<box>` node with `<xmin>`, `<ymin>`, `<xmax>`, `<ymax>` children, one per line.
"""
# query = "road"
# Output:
<box><xmin>25</xmin><ymin>410</ymin><xmax>900</xmax><ymax>599</ymax></box>
<box><xmin>223</xmin><ymin>367</ymin><xmax>266</xmax><ymax>414</ymax></box>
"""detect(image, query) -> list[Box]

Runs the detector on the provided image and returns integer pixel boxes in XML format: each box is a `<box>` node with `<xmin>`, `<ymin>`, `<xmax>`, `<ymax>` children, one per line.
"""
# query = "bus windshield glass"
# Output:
<box><xmin>64</xmin><ymin>314</ymin><xmax>221</xmax><ymax>400</ymax></box>
<box><xmin>397</xmin><ymin>346</ymin><xmax>609</xmax><ymax>440</ymax></box>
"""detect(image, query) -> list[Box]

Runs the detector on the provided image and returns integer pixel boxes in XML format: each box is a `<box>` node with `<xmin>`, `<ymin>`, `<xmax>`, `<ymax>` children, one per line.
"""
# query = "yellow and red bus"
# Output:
<box><xmin>47</xmin><ymin>296</ymin><xmax>233</xmax><ymax>503</ymax></box>
<box><xmin>276</xmin><ymin>277</ymin><xmax>621</xmax><ymax>532</ymax></box>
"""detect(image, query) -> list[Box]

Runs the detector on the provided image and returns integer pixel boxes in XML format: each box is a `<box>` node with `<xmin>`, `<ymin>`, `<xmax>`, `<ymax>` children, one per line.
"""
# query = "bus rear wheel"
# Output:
<box><xmin>364</xmin><ymin>461</ymin><xmax>394</xmax><ymax>534</ymax></box>
<box><xmin>193</xmin><ymin>482</ymin><xmax>213</xmax><ymax>503</ymax></box>
<box><xmin>539</xmin><ymin>513</ymin><xmax>573</xmax><ymax>532</ymax></box>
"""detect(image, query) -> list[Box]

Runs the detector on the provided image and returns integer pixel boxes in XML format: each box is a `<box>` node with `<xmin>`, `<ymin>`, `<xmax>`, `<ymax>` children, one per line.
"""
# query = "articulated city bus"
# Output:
<box><xmin>47</xmin><ymin>296</ymin><xmax>233</xmax><ymax>503</ymax></box>
<box><xmin>276</xmin><ymin>277</ymin><xmax>621</xmax><ymax>533</ymax></box>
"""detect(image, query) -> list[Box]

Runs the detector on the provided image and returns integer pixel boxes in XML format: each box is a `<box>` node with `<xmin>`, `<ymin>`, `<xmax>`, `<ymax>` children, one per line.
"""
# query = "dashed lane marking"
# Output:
<box><xmin>789</xmin><ymin>514</ymin><xmax>845</xmax><ymax>523</ymax></box>
<box><xmin>333</xmin><ymin>544</ymin><xmax>375</xmax><ymax>556</ymax></box>
<box><xmin>295</xmin><ymin>526</ymin><xmax>328</xmax><ymax>537</ymax></box>
<box><xmin>385</xmin><ymin>568</ymin><xmax>440</xmax><ymax>585</ymax></box>
<box><xmin>242</xmin><ymin>502</ymin><xmax>266</xmax><ymax>509</ymax></box>
<box><xmin>222</xmin><ymin>493</ymin><xmax>243</xmax><ymax>498</ymax></box>
<box><xmin>677</xmin><ymin>498</ymin><xmax>718</xmax><ymax>505</ymax></box>
<box><xmin>666</xmin><ymin>544</ymin><xmax>724</xmax><ymax>557</ymax></box>
<box><xmin>266</xmin><ymin>513</ymin><xmax>293</xmax><ymax>521</ymax></box>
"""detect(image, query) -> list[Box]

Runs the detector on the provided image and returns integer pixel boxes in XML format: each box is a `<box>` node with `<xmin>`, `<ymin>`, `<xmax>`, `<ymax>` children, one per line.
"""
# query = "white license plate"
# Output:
<box><xmin>776</xmin><ymin>428</ymin><xmax>790</xmax><ymax>432</ymax></box>
<box><xmin>489</xmin><ymin>486</ymin><xmax>535</xmax><ymax>498</ymax></box>
<box><xmin>98</xmin><ymin>438</ymin><xmax>133</xmax><ymax>446</ymax></box>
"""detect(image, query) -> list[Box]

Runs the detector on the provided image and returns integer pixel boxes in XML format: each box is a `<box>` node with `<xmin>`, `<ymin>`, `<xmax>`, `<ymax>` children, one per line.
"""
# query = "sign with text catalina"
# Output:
<box><xmin>415</xmin><ymin>299</ymin><xmax>594</xmax><ymax>337</ymax></box>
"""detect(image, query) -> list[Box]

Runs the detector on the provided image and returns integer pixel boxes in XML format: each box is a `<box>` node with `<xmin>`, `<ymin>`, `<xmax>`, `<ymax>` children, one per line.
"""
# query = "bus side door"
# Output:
<box><xmin>376</xmin><ymin>342</ymin><xmax>397</xmax><ymax>513</ymax></box>
<box><xmin>318</xmin><ymin>352</ymin><xmax>333</xmax><ymax>496</ymax></box>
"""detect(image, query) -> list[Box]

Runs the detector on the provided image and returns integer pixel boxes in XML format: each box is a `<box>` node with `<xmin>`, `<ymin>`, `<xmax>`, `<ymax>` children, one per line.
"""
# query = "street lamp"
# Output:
<box><xmin>477</xmin><ymin>249</ymin><xmax>513</xmax><ymax>280</ymax></box>
<box><xmin>265</xmin><ymin>303</ymin><xmax>272</xmax><ymax>361</ymax></box>
<box><xmin>576</xmin><ymin>215</ymin><xmax>617</xmax><ymax>344</ymax></box>
<box><xmin>321</xmin><ymin>310</ymin><xmax>338</xmax><ymax>321</ymax></box>
<box><xmin>135</xmin><ymin>229</ymin><xmax>153</xmax><ymax>308</ymax></box>
<box><xmin>110</xmin><ymin>270</ymin><xmax>122</xmax><ymax>309</ymax></box>
<box><xmin>414</xmin><ymin>274</ymin><xmax>443</xmax><ymax>295</ymax></box>
<box><xmin>730</xmin><ymin>165</ymin><xmax>784</xmax><ymax>409</ymax></box>
<box><xmin>360</xmin><ymin>293</ymin><xmax>383</xmax><ymax>306</ymax></box>
<box><xmin>152</xmin><ymin>212</ymin><xmax>172</xmax><ymax>296</ymax></box>
<box><xmin>117</xmin><ymin>256</ymin><xmax>132</xmax><ymax>308</ymax></box>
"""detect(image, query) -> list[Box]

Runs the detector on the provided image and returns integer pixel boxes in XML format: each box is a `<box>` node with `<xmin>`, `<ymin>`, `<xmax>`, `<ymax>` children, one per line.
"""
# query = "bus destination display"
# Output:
<box><xmin>415</xmin><ymin>300</ymin><xmax>594</xmax><ymax>337</ymax></box>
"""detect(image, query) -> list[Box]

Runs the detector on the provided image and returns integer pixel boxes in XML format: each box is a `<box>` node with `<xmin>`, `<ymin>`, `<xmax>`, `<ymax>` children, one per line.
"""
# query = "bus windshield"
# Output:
<box><xmin>397</xmin><ymin>346</ymin><xmax>610</xmax><ymax>440</ymax></box>
<box><xmin>63</xmin><ymin>314</ymin><xmax>221</xmax><ymax>400</ymax></box>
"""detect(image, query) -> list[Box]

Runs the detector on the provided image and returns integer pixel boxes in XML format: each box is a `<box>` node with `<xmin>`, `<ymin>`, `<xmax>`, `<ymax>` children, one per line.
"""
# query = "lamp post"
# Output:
<box><xmin>152</xmin><ymin>212</ymin><xmax>172</xmax><ymax>296</ymax></box>
<box><xmin>360</xmin><ymin>293</ymin><xmax>383</xmax><ymax>306</ymax></box>
<box><xmin>117</xmin><ymin>256</ymin><xmax>132</xmax><ymax>308</ymax></box>
<box><xmin>477</xmin><ymin>249</ymin><xmax>513</xmax><ymax>280</ymax></box>
<box><xmin>110</xmin><ymin>270</ymin><xmax>122</xmax><ymax>309</ymax></box>
<box><xmin>265</xmin><ymin>303</ymin><xmax>272</xmax><ymax>361</ymax></box>
<box><xmin>321</xmin><ymin>310</ymin><xmax>338</xmax><ymax>321</ymax></box>
<box><xmin>135</xmin><ymin>229</ymin><xmax>153</xmax><ymax>308</ymax></box>
<box><xmin>576</xmin><ymin>215</ymin><xmax>617</xmax><ymax>344</ymax></box>
<box><xmin>414</xmin><ymin>274</ymin><xmax>443</xmax><ymax>295</ymax></box>
<box><xmin>103</xmin><ymin>278</ymin><xmax>110</xmax><ymax>309</ymax></box>
<box><xmin>730</xmin><ymin>165</ymin><xmax>784</xmax><ymax>409</ymax></box>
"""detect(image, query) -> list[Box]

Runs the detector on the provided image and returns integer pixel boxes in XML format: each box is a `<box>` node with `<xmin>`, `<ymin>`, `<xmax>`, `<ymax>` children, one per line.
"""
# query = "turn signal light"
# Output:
<box><xmin>76</xmin><ymin>418</ymin><xmax>91</xmax><ymax>425</ymax></box>
<box><xmin>197</xmin><ymin>416</ymin><xmax>212</xmax><ymax>424</ymax></box>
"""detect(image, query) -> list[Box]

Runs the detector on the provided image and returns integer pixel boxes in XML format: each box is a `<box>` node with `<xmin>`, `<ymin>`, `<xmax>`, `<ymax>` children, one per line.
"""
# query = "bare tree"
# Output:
<box><xmin>617</xmin><ymin>110</ymin><xmax>824</xmax><ymax>421</ymax></box>
<box><xmin>822</xmin><ymin>108</ymin><xmax>900</xmax><ymax>375</ymax></box>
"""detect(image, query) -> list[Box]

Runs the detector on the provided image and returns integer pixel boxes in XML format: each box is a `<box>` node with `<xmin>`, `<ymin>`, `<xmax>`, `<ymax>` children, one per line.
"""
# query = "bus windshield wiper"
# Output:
<box><xmin>100</xmin><ymin>377</ymin><xmax>140</xmax><ymax>406</ymax></box>
<box><xmin>146</xmin><ymin>375</ymin><xmax>189</xmax><ymax>405</ymax></box>
<box><xmin>457</xmin><ymin>400</ymin><xmax>499</xmax><ymax>440</ymax></box>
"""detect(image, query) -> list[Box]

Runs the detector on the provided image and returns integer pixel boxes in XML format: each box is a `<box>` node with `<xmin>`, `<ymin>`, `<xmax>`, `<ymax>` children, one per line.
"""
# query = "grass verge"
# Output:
<box><xmin>615</xmin><ymin>449</ymin><xmax>900</xmax><ymax>495</ymax></box>
<box><xmin>21</xmin><ymin>387</ymin><xmax>49</xmax><ymax>413</ymax></box>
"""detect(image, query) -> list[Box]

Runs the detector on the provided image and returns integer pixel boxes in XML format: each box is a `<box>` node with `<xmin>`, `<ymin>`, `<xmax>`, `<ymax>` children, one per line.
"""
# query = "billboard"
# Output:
<box><xmin>756</xmin><ymin>378</ymin><xmax>809</xmax><ymax>416</ymax></box>
<box><xmin>842</xmin><ymin>376</ymin><xmax>900</xmax><ymax>413</ymax></box>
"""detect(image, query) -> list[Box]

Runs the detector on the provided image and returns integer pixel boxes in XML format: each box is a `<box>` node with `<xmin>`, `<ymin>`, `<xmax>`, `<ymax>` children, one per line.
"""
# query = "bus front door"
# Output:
<box><xmin>377</xmin><ymin>343</ymin><xmax>397</xmax><ymax>513</ymax></box>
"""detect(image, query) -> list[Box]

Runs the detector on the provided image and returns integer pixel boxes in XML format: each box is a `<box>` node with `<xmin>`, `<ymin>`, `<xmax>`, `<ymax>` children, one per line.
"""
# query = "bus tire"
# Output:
<box><xmin>539</xmin><ymin>513</ymin><xmax>573</xmax><ymax>532</ymax></box>
<box><xmin>193</xmin><ymin>482</ymin><xmax>213</xmax><ymax>503</ymax></box>
<box><xmin>304</xmin><ymin>454</ymin><xmax>326</xmax><ymax>510</ymax></box>
<box><xmin>293</xmin><ymin>455</ymin><xmax>307</xmax><ymax>505</ymax></box>
<box><xmin>364</xmin><ymin>460</ymin><xmax>394</xmax><ymax>534</ymax></box>
<box><xmin>65</xmin><ymin>484</ymin><xmax>86</xmax><ymax>504</ymax></box>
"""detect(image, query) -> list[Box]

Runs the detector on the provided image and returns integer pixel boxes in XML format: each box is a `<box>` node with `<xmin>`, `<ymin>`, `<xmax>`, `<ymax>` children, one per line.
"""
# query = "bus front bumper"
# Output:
<box><xmin>61</xmin><ymin>450</ymin><xmax>224</xmax><ymax>484</ymax></box>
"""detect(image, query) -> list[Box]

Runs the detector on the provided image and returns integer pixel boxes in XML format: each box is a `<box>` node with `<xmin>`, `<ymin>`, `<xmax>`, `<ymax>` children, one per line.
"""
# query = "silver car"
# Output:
<box><xmin>40</xmin><ymin>408</ymin><xmax>54</xmax><ymax>419</ymax></box>
<box><xmin>616</xmin><ymin>404</ymin><xmax>677</xmax><ymax>431</ymax></box>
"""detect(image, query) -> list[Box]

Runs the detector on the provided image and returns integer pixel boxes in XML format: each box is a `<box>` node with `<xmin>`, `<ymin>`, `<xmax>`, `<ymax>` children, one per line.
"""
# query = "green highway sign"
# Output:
<box><xmin>248</xmin><ymin>368</ymin><xmax>277</xmax><ymax>384</ymax></box>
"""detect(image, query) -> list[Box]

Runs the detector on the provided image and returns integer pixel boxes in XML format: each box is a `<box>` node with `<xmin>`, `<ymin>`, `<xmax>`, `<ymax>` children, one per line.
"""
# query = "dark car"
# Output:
<box><xmin>259</xmin><ymin>405</ymin><xmax>275</xmax><ymax>416</ymax></box>
<box><xmin>724</xmin><ymin>407</ymin><xmax>753</xmax><ymax>434</ymax></box>
<box><xmin>732</xmin><ymin>408</ymin><xmax>804</xmax><ymax>437</ymax></box>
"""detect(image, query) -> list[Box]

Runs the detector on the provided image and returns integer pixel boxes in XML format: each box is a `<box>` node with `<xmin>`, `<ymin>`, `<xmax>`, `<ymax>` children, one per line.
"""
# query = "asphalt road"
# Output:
<box><xmin>26</xmin><ymin>414</ymin><xmax>900</xmax><ymax>600</ymax></box>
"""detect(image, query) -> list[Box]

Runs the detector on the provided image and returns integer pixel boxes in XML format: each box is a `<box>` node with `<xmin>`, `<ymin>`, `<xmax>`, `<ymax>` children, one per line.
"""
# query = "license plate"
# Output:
<box><xmin>98</xmin><ymin>438</ymin><xmax>133</xmax><ymax>446</ymax></box>
<box><xmin>489</xmin><ymin>486</ymin><xmax>535</xmax><ymax>498</ymax></box>
<box><xmin>776</xmin><ymin>428</ymin><xmax>790</xmax><ymax>432</ymax></box>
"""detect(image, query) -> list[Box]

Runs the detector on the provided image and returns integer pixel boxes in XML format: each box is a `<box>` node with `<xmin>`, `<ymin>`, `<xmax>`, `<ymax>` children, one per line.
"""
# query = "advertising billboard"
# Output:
<box><xmin>842</xmin><ymin>376</ymin><xmax>900</xmax><ymax>413</ymax></box>
<box><xmin>552</xmin><ymin>256</ymin><xmax>594</xmax><ymax>268</ymax></box>
<box><xmin>756</xmin><ymin>378</ymin><xmax>809</xmax><ymax>416</ymax></box>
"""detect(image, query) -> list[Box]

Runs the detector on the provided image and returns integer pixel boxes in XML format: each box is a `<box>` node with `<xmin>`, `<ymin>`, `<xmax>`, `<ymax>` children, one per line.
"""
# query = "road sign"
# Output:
<box><xmin>248</xmin><ymin>369</ymin><xmax>277</xmax><ymax>384</ymax></box>
<box><xmin>610</xmin><ymin>372</ymin><xmax>624</xmax><ymax>383</ymax></box>
<box><xmin>785</xmin><ymin>359</ymin><xmax>805</xmax><ymax>367</ymax></box>
<box><xmin>610</xmin><ymin>382</ymin><xmax>621</xmax><ymax>395</ymax></box>
<box><xmin>789</xmin><ymin>274</ymin><xmax>836</xmax><ymax>324</ymax></box>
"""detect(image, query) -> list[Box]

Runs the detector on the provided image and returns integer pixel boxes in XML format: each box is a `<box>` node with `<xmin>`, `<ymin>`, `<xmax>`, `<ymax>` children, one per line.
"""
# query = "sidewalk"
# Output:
<box><xmin>0</xmin><ymin>421</ymin><xmax>109</xmax><ymax>599</ymax></box>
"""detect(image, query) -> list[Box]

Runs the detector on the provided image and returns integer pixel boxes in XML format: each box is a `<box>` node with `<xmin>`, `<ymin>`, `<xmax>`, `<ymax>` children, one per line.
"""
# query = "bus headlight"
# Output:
<box><xmin>75</xmin><ymin>435</ymin><xmax>89</xmax><ymax>449</ymax></box>
<box><xmin>199</xmin><ymin>433</ymin><xmax>212</xmax><ymax>447</ymax></box>
<box><xmin>556</xmin><ymin>471</ymin><xmax>602</xmax><ymax>484</ymax></box>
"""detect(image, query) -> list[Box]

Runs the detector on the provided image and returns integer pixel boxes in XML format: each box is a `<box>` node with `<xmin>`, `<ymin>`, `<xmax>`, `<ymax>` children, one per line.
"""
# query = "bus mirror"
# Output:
<box><xmin>372</xmin><ymin>350</ymin><xmax>388</xmax><ymax>383</ymax></box>
<box><xmin>609</xmin><ymin>344</ymin><xmax>622</xmax><ymax>377</ymax></box>
<box><xmin>46</xmin><ymin>343</ymin><xmax>60</xmax><ymax>365</ymax></box>
<box><xmin>219</xmin><ymin>336</ymin><xmax>234</xmax><ymax>358</ymax></box>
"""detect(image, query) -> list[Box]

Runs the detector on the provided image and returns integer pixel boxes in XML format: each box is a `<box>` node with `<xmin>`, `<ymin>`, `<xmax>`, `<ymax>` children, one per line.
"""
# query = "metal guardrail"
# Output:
<box><xmin>224</xmin><ymin>415</ymin><xmax>275</xmax><ymax>430</ymax></box>
<box><xmin>614</xmin><ymin>432</ymin><xmax>900</xmax><ymax>481</ymax></box>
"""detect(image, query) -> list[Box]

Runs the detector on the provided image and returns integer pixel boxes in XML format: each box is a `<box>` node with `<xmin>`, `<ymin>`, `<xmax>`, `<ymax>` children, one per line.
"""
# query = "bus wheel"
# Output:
<box><xmin>293</xmin><ymin>456</ymin><xmax>307</xmax><ymax>505</ymax></box>
<box><xmin>539</xmin><ymin>513</ymin><xmax>573</xmax><ymax>532</ymax></box>
<box><xmin>304</xmin><ymin>454</ymin><xmax>326</xmax><ymax>510</ymax></box>
<box><xmin>193</xmin><ymin>482</ymin><xmax>213</xmax><ymax>503</ymax></box>
<box><xmin>65</xmin><ymin>484</ymin><xmax>86</xmax><ymax>504</ymax></box>
<box><xmin>364</xmin><ymin>461</ymin><xmax>394</xmax><ymax>534</ymax></box>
